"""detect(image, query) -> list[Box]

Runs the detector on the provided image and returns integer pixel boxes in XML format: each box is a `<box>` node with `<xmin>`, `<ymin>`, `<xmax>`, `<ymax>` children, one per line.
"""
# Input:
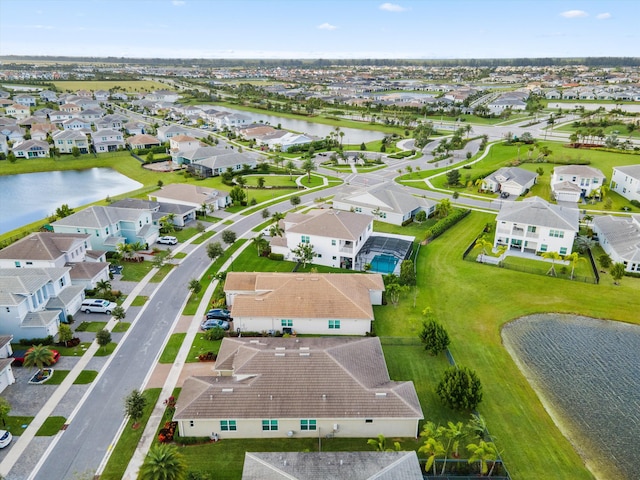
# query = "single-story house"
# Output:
<box><xmin>126</xmin><ymin>133</ymin><xmax>161</xmax><ymax>150</ymax></box>
<box><xmin>150</xmin><ymin>183</ymin><xmax>231</xmax><ymax>212</ymax></box>
<box><xmin>173</xmin><ymin>336</ymin><xmax>423</xmax><ymax>439</ymax></box>
<box><xmin>481</xmin><ymin>167</ymin><xmax>538</xmax><ymax>196</ymax></box>
<box><xmin>241</xmin><ymin>451</ymin><xmax>423</xmax><ymax>480</ymax></box>
<box><xmin>494</xmin><ymin>196</ymin><xmax>579</xmax><ymax>255</ymax></box>
<box><xmin>610</xmin><ymin>164</ymin><xmax>640</xmax><ymax>203</ymax></box>
<box><xmin>333</xmin><ymin>183</ymin><xmax>435</xmax><ymax>226</ymax></box>
<box><xmin>592</xmin><ymin>214</ymin><xmax>640</xmax><ymax>273</ymax></box>
<box><xmin>224</xmin><ymin>272</ymin><xmax>384</xmax><ymax>335</ymax></box>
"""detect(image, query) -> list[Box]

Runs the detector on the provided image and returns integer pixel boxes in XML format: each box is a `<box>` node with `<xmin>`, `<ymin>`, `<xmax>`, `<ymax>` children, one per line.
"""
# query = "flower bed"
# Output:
<box><xmin>158</xmin><ymin>421</ymin><xmax>178</xmax><ymax>443</ymax></box>
<box><xmin>29</xmin><ymin>368</ymin><xmax>53</xmax><ymax>385</ymax></box>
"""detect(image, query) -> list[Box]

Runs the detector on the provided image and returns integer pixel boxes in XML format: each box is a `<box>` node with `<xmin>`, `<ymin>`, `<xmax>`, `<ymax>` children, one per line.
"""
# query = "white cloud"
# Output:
<box><xmin>317</xmin><ymin>22</ymin><xmax>337</xmax><ymax>30</ymax></box>
<box><xmin>172</xmin><ymin>0</ymin><xmax>186</xmax><ymax>6</ymax></box>
<box><xmin>596</xmin><ymin>12</ymin><xmax>611</xmax><ymax>20</ymax></box>
<box><xmin>380</xmin><ymin>3</ymin><xmax>407</xmax><ymax>12</ymax></box>
<box><xmin>560</xmin><ymin>10</ymin><xmax>588</xmax><ymax>18</ymax></box>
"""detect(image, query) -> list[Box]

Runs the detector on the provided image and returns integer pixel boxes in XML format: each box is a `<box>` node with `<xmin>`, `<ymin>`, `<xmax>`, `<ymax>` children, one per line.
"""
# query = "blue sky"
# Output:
<box><xmin>0</xmin><ymin>0</ymin><xmax>637</xmax><ymax>59</ymax></box>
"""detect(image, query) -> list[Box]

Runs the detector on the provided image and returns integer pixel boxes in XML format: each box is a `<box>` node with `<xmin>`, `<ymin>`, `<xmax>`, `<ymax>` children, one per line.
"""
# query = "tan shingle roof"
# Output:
<box><xmin>286</xmin><ymin>210</ymin><xmax>373</xmax><ymax>241</ymax></box>
<box><xmin>0</xmin><ymin>232</ymin><xmax>90</xmax><ymax>261</ymax></box>
<box><xmin>225</xmin><ymin>272</ymin><xmax>384</xmax><ymax>320</ymax></box>
<box><xmin>174</xmin><ymin>337</ymin><xmax>423</xmax><ymax>421</ymax></box>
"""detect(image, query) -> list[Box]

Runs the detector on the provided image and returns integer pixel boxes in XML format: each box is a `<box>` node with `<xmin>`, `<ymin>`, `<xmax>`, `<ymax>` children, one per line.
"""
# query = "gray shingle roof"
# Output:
<box><xmin>496</xmin><ymin>196</ymin><xmax>579</xmax><ymax>231</ymax></box>
<box><xmin>613</xmin><ymin>164</ymin><xmax>640</xmax><ymax>179</ymax></box>
<box><xmin>593</xmin><ymin>215</ymin><xmax>640</xmax><ymax>263</ymax></box>
<box><xmin>334</xmin><ymin>183</ymin><xmax>434</xmax><ymax>215</ymax></box>
<box><xmin>486</xmin><ymin>167</ymin><xmax>537</xmax><ymax>186</ymax></box>
<box><xmin>174</xmin><ymin>337</ymin><xmax>423</xmax><ymax>422</ymax></box>
<box><xmin>52</xmin><ymin>206</ymin><xmax>148</xmax><ymax>229</ymax></box>
<box><xmin>241</xmin><ymin>451</ymin><xmax>423</xmax><ymax>480</ymax></box>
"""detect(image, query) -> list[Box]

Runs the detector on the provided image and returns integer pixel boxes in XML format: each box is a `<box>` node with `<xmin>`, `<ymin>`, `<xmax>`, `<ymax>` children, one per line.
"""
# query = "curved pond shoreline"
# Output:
<box><xmin>502</xmin><ymin>314</ymin><xmax>640</xmax><ymax>480</ymax></box>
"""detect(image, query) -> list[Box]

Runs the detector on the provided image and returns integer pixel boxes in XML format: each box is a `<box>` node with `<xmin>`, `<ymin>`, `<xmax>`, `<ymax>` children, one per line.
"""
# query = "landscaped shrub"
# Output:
<box><xmin>424</xmin><ymin>209</ymin><xmax>470</xmax><ymax>241</ymax></box>
<box><xmin>436</xmin><ymin>366</ymin><xmax>483</xmax><ymax>412</ymax></box>
<box><xmin>631</xmin><ymin>200</ymin><xmax>640</xmax><ymax>208</ymax></box>
<box><xmin>268</xmin><ymin>253</ymin><xmax>284</xmax><ymax>261</ymax></box>
<box><xmin>19</xmin><ymin>335</ymin><xmax>54</xmax><ymax>346</ymax></box>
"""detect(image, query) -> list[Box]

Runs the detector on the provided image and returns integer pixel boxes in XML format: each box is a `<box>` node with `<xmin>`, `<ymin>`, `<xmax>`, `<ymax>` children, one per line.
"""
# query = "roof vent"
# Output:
<box><xmin>322</xmin><ymin>394</ymin><xmax>327</xmax><ymax>400</ymax></box>
<box><xmin>299</xmin><ymin>352</ymin><xmax>310</xmax><ymax>357</ymax></box>
<box><xmin>375</xmin><ymin>392</ymin><xmax>387</xmax><ymax>397</ymax></box>
<box><xmin>275</xmin><ymin>353</ymin><xmax>285</xmax><ymax>357</ymax></box>
<box><xmin>249</xmin><ymin>340</ymin><xmax>260</xmax><ymax>344</ymax></box>
<box><xmin>299</xmin><ymin>347</ymin><xmax>309</xmax><ymax>351</ymax></box>
<box><xmin>275</xmin><ymin>347</ymin><xmax>286</xmax><ymax>351</ymax></box>
<box><xmin>222</xmin><ymin>388</ymin><xmax>233</xmax><ymax>393</ymax></box>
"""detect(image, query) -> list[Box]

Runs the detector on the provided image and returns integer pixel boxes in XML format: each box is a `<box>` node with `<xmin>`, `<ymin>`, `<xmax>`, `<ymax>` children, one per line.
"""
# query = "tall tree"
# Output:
<box><xmin>610</xmin><ymin>262</ymin><xmax>626</xmax><ymax>285</ymax></box>
<box><xmin>436</xmin><ymin>366</ymin><xmax>483</xmax><ymax>411</ymax></box>
<box><xmin>96</xmin><ymin>329</ymin><xmax>111</xmax><ymax>352</ymax></box>
<box><xmin>139</xmin><ymin>444</ymin><xmax>187</xmax><ymax>480</ymax></box>
<box><xmin>58</xmin><ymin>324</ymin><xmax>73</xmax><ymax>347</ymax></box>
<box><xmin>301</xmin><ymin>158</ymin><xmax>316</xmax><ymax>183</ymax></box>
<box><xmin>207</xmin><ymin>242</ymin><xmax>224</xmax><ymax>260</ymax></box>
<box><xmin>188</xmin><ymin>279</ymin><xmax>202</xmax><ymax>295</ymax></box>
<box><xmin>251</xmin><ymin>233</ymin><xmax>268</xmax><ymax>257</ymax></box>
<box><xmin>124</xmin><ymin>389</ymin><xmax>147</xmax><ymax>429</ymax></box>
<box><xmin>285</xmin><ymin>160</ymin><xmax>296</xmax><ymax>180</ymax></box>
<box><xmin>564</xmin><ymin>252</ymin><xmax>585</xmax><ymax>280</ymax></box>
<box><xmin>222</xmin><ymin>230</ymin><xmax>237</xmax><ymax>245</ymax></box>
<box><xmin>0</xmin><ymin>397</ymin><xmax>10</xmax><ymax>427</ymax></box>
<box><xmin>95</xmin><ymin>279</ymin><xmax>112</xmax><ymax>297</ymax></box>
<box><xmin>420</xmin><ymin>319</ymin><xmax>451</xmax><ymax>356</ymax></box>
<box><xmin>55</xmin><ymin>204</ymin><xmax>74</xmax><ymax>219</ymax></box>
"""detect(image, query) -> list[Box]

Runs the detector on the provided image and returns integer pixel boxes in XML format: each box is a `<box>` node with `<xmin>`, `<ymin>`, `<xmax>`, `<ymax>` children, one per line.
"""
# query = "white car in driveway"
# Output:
<box><xmin>157</xmin><ymin>236</ymin><xmax>178</xmax><ymax>245</ymax></box>
<box><xmin>0</xmin><ymin>430</ymin><xmax>13</xmax><ymax>448</ymax></box>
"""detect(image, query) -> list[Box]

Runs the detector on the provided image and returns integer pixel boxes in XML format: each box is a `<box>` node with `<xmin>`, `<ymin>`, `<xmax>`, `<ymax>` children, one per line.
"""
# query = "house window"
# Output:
<box><xmin>59</xmin><ymin>278</ymin><xmax>65</xmax><ymax>287</ymax></box>
<box><xmin>281</xmin><ymin>319</ymin><xmax>293</xmax><ymax>328</ymax></box>
<box><xmin>559</xmin><ymin>247</ymin><xmax>567</xmax><ymax>255</ymax></box>
<box><xmin>549</xmin><ymin>229</ymin><xmax>564</xmax><ymax>238</ymax></box>
<box><xmin>365</xmin><ymin>419</ymin><xmax>373</xmax><ymax>423</ymax></box>
<box><xmin>540</xmin><ymin>244</ymin><xmax>548</xmax><ymax>252</ymax></box>
<box><xmin>15</xmin><ymin>261</ymin><xmax>21</xmax><ymax>268</ymax></box>
<box><xmin>527</xmin><ymin>226</ymin><xmax>536</xmax><ymax>233</ymax></box>
<box><xmin>26</xmin><ymin>261</ymin><xmax>33</xmax><ymax>265</ymax></box>
<box><xmin>301</xmin><ymin>235</ymin><xmax>310</xmax><ymax>244</ymax></box>
<box><xmin>262</xmin><ymin>420</ymin><xmax>278</xmax><ymax>431</ymax></box>
<box><xmin>332</xmin><ymin>256</ymin><xmax>337</xmax><ymax>260</ymax></box>
<box><xmin>329</xmin><ymin>320</ymin><xmax>341</xmax><ymax>330</ymax></box>
<box><xmin>220</xmin><ymin>420</ymin><xmax>237</xmax><ymax>431</ymax></box>
<box><xmin>300</xmin><ymin>419</ymin><xmax>316</xmax><ymax>431</ymax></box>
<box><xmin>331</xmin><ymin>240</ymin><xmax>336</xmax><ymax>246</ymax></box>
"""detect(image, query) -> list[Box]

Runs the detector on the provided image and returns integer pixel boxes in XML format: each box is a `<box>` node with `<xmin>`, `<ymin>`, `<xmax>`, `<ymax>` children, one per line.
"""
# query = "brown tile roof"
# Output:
<box><xmin>174</xmin><ymin>337</ymin><xmax>423</xmax><ymax>421</ymax></box>
<box><xmin>126</xmin><ymin>133</ymin><xmax>160</xmax><ymax>145</ymax></box>
<box><xmin>286</xmin><ymin>209</ymin><xmax>373</xmax><ymax>241</ymax></box>
<box><xmin>225</xmin><ymin>272</ymin><xmax>384</xmax><ymax>320</ymax></box>
<box><xmin>0</xmin><ymin>232</ymin><xmax>90</xmax><ymax>261</ymax></box>
<box><xmin>66</xmin><ymin>262</ymin><xmax>109</xmax><ymax>280</ymax></box>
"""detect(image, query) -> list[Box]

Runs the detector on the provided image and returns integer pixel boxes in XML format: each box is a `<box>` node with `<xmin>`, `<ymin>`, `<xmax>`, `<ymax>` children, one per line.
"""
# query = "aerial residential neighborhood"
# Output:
<box><xmin>0</xmin><ymin>1</ymin><xmax>639</xmax><ymax>480</ymax></box>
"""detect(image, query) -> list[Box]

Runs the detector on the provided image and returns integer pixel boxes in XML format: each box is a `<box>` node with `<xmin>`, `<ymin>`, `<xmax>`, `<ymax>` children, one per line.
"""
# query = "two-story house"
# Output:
<box><xmin>62</xmin><ymin>117</ymin><xmax>92</xmax><ymax>131</ymax></box>
<box><xmin>12</xmin><ymin>139</ymin><xmax>50</xmax><ymax>158</ymax></box>
<box><xmin>0</xmin><ymin>267</ymin><xmax>85</xmax><ymax>340</ymax></box>
<box><xmin>5</xmin><ymin>104</ymin><xmax>31</xmax><ymax>120</ymax></box>
<box><xmin>51</xmin><ymin>206</ymin><xmax>159</xmax><ymax>251</ymax></box>
<box><xmin>0</xmin><ymin>232</ymin><xmax>109</xmax><ymax>290</ymax></box>
<box><xmin>52</xmin><ymin>129</ymin><xmax>90</xmax><ymax>154</ymax></box>
<box><xmin>13</xmin><ymin>94</ymin><xmax>37</xmax><ymax>107</ymax></box>
<box><xmin>0</xmin><ymin>336</ymin><xmax>16</xmax><ymax>393</ymax></box>
<box><xmin>610</xmin><ymin>164</ymin><xmax>640</xmax><ymax>203</ymax></box>
<box><xmin>592</xmin><ymin>214</ymin><xmax>640</xmax><ymax>273</ymax></box>
<box><xmin>91</xmin><ymin>128</ymin><xmax>125</xmax><ymax>153</ymax></box>
<box><xmin>494</xmin><ymin>196</ymin><xmax>579</xmax><ymax>255</ymax></box>
<box><xmin>551</xmin><ymin>165</ymin><xmax>606</xmax><ymax>202</ymax></box>
<box><xmin>270</xmin><ymin>209</ymin><xmax>374</xmax><ymax>270</ymax></box>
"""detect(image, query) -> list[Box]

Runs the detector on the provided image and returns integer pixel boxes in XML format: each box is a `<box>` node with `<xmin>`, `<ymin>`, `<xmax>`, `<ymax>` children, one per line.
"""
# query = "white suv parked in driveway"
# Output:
<box><xmin>157</xmin><ymin>236</ymin><xmax>178</xmax><ymax>245</ymax></box>
<box><xmin>81</xmin><ymin>299</ymin><xmax>117</xmax><ymax>314</ymax></box>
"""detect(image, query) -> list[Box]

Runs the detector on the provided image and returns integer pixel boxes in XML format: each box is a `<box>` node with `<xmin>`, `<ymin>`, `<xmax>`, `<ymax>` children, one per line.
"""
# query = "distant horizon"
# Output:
<box><xmin>1</xmin><ymin>1</ymin><xmax>638</xmax><ymax>59</ymax></box>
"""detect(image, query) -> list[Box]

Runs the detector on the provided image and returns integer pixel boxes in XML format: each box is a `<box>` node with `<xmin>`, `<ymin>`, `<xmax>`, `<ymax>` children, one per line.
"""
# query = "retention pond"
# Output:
<box><xmin>502</xmin><ymin>314</ymin><xmax>640</xmax><ymax>480</ymax></box>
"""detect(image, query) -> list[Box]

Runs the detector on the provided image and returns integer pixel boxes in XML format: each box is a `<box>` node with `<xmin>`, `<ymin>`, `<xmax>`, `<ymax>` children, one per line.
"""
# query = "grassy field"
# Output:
<box><xmin>372</xmin><ymin>211</ymin><xmax>640</xmax><ymax>479</ymax></box>
<box><xmin>52</xmin><ymin>80</ymin><xmax>167</xmax><ymax>93</ymax></box>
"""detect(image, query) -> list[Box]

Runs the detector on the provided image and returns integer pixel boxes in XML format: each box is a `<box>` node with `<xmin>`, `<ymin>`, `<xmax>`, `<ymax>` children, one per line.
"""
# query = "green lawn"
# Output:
<box><xmin>131</xmin><ymin>296</ymin><xmax>148</xmax><ymax>307</ymax></box>
<box><xmin>4</xmin><ymin>416</ymin><xmax>33</xmax><ymax>435</ymax></box>
<box><xmin>112</xmin><ymin>322</ymin><xmax>130</xmax><ymax>333</ymax></box>
<box><xmin>120</xmin><ymin>261</ymin><xmax>155</xmax><ymax>282</ymax></box>
<box><xmin>53</xmin><ymin>80</ymin><xmax>166</xmax><ymax>92</ymax></box>
<box><xmin>35</xmin><ymin>416</ymin><xmax>66</xmax><ymax>436</ymax></box>
<box><xmin>501</xmin><ymin>254</ymin><xmax>595</xmax><ymax>281</ymax></box>
<box><xmin>42</xmin><ymin>370</ymin><xmax>70</xmax><ymax>385</ymax></box>
<box><xmin>55</xmin><ymin>342</ymin><xmax>92</xmax><ymax>356</ymax></box>
<box><xmin>150</xmin><ymin>264</ymin><xmax>175</xmax><ymax>282</ymax></box>
<box><xmin>99</xmin><ymin>388</ymin><xmax>162</xmax><ymax>480</ymax></box>
<box><xmin>159</xmin><ymin>333</ymin><xmax>187</xmax><ymax>364</ymax></box>
<box><xmin>75</xmin><ymin>321</ymin><xmax>107</xmax><ymax>333</ymax></box>
<box><xmin>190</xmin><ymin>231</ymin><xmax>216</xmax><ymax>244</ymax></box>
<box><xmin>74</xmin><ymin>370</ymin><xmax>98</xmax><ymax>384</ymax></box>
<box><xmin>173</xmin><ymin>252</ymin><xmax>187</xmax><ymax>259</ymax></box>
<box><xmin>94</xmin><ymin>342</ymin><xmax>117</xmax><ymax>356</ymax></box>
<box><xmin>187</xmin><ymin>336</ymin><xmax>222</xmax><ymax>363</ymax></box>
<box><xmin>372</xmin><ymin>211</ymin><xmax>640</xmax><ymax>479</ymax></box>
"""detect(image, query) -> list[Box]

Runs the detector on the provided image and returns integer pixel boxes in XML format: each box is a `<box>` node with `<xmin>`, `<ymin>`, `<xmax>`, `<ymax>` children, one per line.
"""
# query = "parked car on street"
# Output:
<box><xmin>0</xmin><ymin>430</ymin><xmax>12</xmax><ymax>448</ymax></box>
<box><xmin>201</xmin><ymin>319</ymin><xmax>230</xmax><ymax>331</ymax></box>
<box><xmin>81</xmin><ymin>299</ymin><xmax>117</xmax><ymax>314</ymax></box>
<box><xmin>11</xmin><ymin>348</ymin><xmax>61</xmax><ymax>367</ymax></box>
<box><xmin>206</xmin><ymin>309</ymin><xmax>231</xmax><ymax>319</ymax></box>
<box><xmin>157</xmin><ymin>236</ymin><xmax>178</xmax><ymax>245</ymax></box>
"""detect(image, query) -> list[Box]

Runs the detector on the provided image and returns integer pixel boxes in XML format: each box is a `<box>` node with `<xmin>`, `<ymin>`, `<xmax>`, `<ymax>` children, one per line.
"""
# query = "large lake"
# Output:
<box><xmin>502</xmin><ymin>314</ymin><xmax>640</xmax><ymax>480</ymax></box>
<box><xmin>206</xmin><ymin>105</ymin><xmax>385</xmax><ymax>144</ymax></box>
<box><xmin>0</xmin><ymin>168</ymin><xmax>142</xmax><ymax>235</ymax></box>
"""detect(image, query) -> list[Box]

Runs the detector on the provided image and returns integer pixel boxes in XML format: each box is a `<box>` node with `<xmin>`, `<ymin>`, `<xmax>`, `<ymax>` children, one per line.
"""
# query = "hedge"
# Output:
<box><xmin>268</xmin><ymin>253</ymin><xmax>284</xmax><ymax>261</ymax></box>
<box><xmin>424</xmin><ymin>209</ymin><xmax>471</xmax><ymax>242</ymax></box>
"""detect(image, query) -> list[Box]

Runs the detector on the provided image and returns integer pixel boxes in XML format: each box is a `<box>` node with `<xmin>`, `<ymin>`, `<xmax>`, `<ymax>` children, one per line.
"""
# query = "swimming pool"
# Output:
<box><xmin>370</xmin><ymin>254</ymin><xmax>398</xmax><ymax>274</ymax></box>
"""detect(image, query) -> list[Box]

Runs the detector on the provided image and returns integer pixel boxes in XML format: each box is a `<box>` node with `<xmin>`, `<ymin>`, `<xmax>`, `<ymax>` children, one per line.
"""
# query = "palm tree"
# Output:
<box><xmin>367</xmin><ymin>434</ymin><xmax>400</xmax><ymax>452</ymax></box>
<box><xmin>435</xmin><ymin>199</ymin><xmax>452</xmax><ymax>219</ymax></box>
<box><xmin>582</xmin><ymin>214</ymin><xmax>594</xmax><ymax>226</ymax></box>
<box><xmin>95</xmin><ymin>279</ymin><xmax>112</xmax><ymax>297</ymax></box>
<box><xmin>301</xmin><ymin>158</ymin><xmax>316</xmax><ymax>183</ymax></box>
<box><xmin>474</xmin><ymin>236</ymin><xmax>493</xmax><ymax>262</ymax></box>
<box><xmin>139</xmin><ymin>443</ymin><xmax>187</xmax><ymax>480</ymax></box>
<box><xmin>541</xmin><ymin>251</ymin><xmax>562</xmax><ymax>277</ymax></box>
<box><xmin>574</xmin><ymin>235</ymin><xmax>595</xmax><ymax>254</ymax></box>
<box><xmin>251</xmin><ymin>233</ymin><xmax>268</xmax><ymax>256</ymax></box>
<box><xmin>564</xmin><ymin>252</ymin><xmax>586</xmax><ymax>280</ymax></box>
<box><xmin>467</xmin><ymin>440</ymin><xmax>499</xmax><ymax>476</ymax></box>
<box><xmin>419</xmin><ymin>436</ymin><xmax>446</xmax><ymax>476</ymax></box>
<box><xmin>285</xmin><ymin>160</ymin><xmax>296</xmax><ymax>180</ymax></box>
<box><xmin>23</xmin><ymin>345</ymin><xmax>55</xmax><ymax>377</ymax></box>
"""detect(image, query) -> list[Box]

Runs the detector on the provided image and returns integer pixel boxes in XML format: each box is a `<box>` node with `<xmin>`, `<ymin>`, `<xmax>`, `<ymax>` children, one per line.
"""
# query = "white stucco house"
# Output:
<box><xmin>333</xmin><ymin>183</ymin><xmax>436</xmax><ymax>226</ymax></box>
<box><xmin>91</xmin><ymin>128</ymin><xmax>125</xmax><ymax>152</ymax></box>
<box><xmin>12</xmin><ymin>139</ymin><xmax>50</xmax><ymax>158</ymax></box>
<box><xmin>551</xmin><ymin>165</ymin><xmax>606</xmax><ymax>202</ymax></box>
<box><xmin>494</xmin><ymin>196</ymin><xmax>579</xmax><ymax>255</ymax></box>
<box><xmin>269</xmin><ymin>209</ymin><xmax>374</xmax><ymax>270</ymax></box>
<box><xmin>0</xmin><ymin>335</ymin><xmax>16</xmax><ymax>393</ymax></box>
<box><xmin>52</xmin><ymin>129</ymin><xmax>90</xmax><ymax>154</ymax></box>
<box><xmin>592</xmin><ymin>214</ymin><xmax>640</xmax><ymax>273</ymax></box>
<box><xmin>481</xmin><ymin>167</ymin><xmax>538</xmax><ymax>196</ymax></box>
<box><xmin>173</xmin><ymin>336</ymin><xmax>423</xmax><ymax>440</ymax></box>
<box><xmin>225</xmin><ymin>272</ymin><xmax>384</xmax><ymax>335</ymax></box>
<box><xmin>610</xmin><ymin>164</ymin><xmax>640</xmax><ymax>203</ymax></box>
<box><xmin>150</xmin><ymin>183</ymin><xmax>231</xmax><ymax>212</ymax></box>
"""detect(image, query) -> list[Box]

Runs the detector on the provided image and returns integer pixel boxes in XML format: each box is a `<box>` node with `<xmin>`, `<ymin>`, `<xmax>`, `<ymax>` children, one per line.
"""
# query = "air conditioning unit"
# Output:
<box><xmin>333</xmin><ymin>424</ymin><xmax>339</xmax><ymax>432</ymax></box>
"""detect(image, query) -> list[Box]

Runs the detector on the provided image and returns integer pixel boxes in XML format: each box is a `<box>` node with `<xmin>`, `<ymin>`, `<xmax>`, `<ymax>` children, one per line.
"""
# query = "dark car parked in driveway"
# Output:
<box><xmin>201</xmin><ymin>319</ymin><xmax>230</xmax><ymax>331</ymax></box>
<box><xmin>206</xmin><ymin>308</ymin><xmax>231</xmax><ymax>320</ymax></box>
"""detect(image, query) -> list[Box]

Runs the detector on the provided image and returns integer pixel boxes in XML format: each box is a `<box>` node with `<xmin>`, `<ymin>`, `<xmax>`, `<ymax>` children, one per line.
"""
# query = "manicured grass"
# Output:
<box><xmin>187</xmin><ymin>335</ymin><xmax>222</xmax><ymax>363</ymax></box>
<box><xmin>120</xmin><ymin>261</ymin><xmax>155</xmax><ymax>282</ymax></box>
<box><xmin>52</xmin><ymin>80</ymin><xmax>167</xmax><ymax>92</ymax></box>
<box><xmin>243</xmin><ymin>174</ymin><xmax>304</xmax><ymax>187</ymax></box>
<box><xmin>159</xmin><ymin>333</ymin><xmax>187</xmax><ymax>364</ymax></box>
<box><xmin>191</xmin><ymin>231</ymin><xmax>216</xmax><ymax>244</ymax></box>
<box><xmin>35</xmin><ymin>416</ymin><xmax>66</xmax><ymax>436</ymax></box>
<box><xmin>74</xmin><ymin>370</ymin><xmax>98</xmax><ymax>384</ymax></box>
<box><xmin>502</xmin><ymin>254</ymin><xmax>595</xmax><ymax>281</ymax></box>
<box><xmin>43</xmin><ymin>369</ymin><xmax>70</xmax><ymax>385</ymax></box>
<box><xmin>131</xmin><ymin>295</ymin><xmax>148</xmax><ymax>306</ymax></box>
<box><xmin>174</xmin><ymin>227</ymin><xmax>205</xmax><ymax>243</ymax></box>
<box><xmin>372</xmin><ymin>211</ymin><xmax>640</xmax><ymax>479</ymax></box>
<box><xmin>94</xmin><ymin>342</ymin><xmax>117</xmax><ymax>356</ymax></box>
<box><xmin>74</xmin><ymin>321</ymin><xmax>108</xmax><ymax>333</ymax></box>
<box><xmin>150</xmin><ymin>263</ymin><xmax>174</xmax><ymax>282</ymax></box>
<box><xmin>112</xmin><ymin>322</ymin><xmax>130</xmax><ymax>333</ymax></box>
<box><xmin>173</xmin><ymin>252</ymin><xmax>187</xmax><ymax>259</ymax></box>
<box><xmin>55</xmin><ymin>342</ymin><xmax>92</xmax><ymax>356</ymax></box>
<box><xmin>373</xmin><ymin>218</ymin><xmax>438</xmax><ymax>241</ymax></box>
<box><xmin>99</xmin><ymin>388</ymin><xmax>162</xmax><ymax>480</ymax></box>
<box><xmin>5</xmin><ymin>416</ymin><xmax>33</xmax><ymax>434</ymax></box>
<box><xmin>182</xmin><ymin>240</ymin><xmax>247</xmax><ymax>315</ymax></box>
<box><xmin>230</xmin><ymin>244</ymin><xmax>345</xmax><ymax>275</ymax></box>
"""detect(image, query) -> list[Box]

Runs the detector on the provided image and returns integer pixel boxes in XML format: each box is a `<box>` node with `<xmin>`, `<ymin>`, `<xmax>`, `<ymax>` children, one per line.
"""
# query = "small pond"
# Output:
<box><xmin>0</xmin><ymin>168</ymin><xmax>142</xmax><ymax>235</ymax></box>
<box><xmin>502</xmin><ymin>314</ymin><xmax>640</xmax><ymax>480</ymax></box>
